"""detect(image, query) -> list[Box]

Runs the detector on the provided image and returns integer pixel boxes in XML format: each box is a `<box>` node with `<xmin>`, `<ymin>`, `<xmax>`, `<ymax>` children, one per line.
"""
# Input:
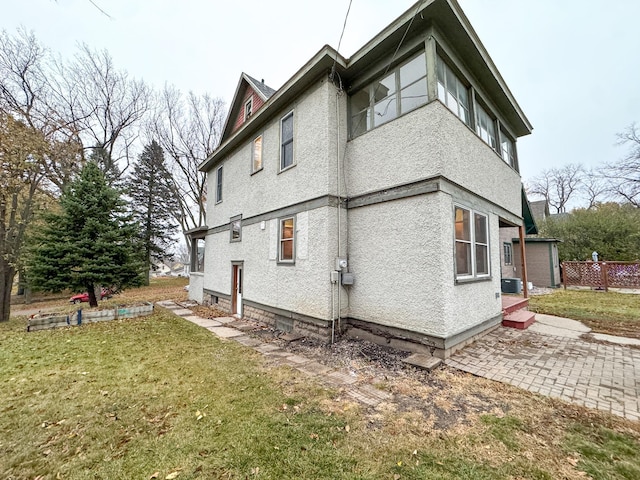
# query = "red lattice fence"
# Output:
<box><xmin>562</xmin><ymin>261</ymin><xmax>640</xmax><ymax>291</ymax></box>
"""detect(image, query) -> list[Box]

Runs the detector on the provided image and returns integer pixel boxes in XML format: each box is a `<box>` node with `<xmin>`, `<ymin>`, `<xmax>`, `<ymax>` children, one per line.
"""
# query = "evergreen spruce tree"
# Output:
<box><xmin>128</xmin><ymin>140</ymin><xmax>179</xmax><ymax>284</ymax></box>
<box><xmin>28</xmin><ymin>161</ymin><xmax>143</xmax><ymax>307</ymax></box>
<box><xmin>89</xmin><ymin>144</ymin><xmax>121</xmax><ymax>186</ymax></box>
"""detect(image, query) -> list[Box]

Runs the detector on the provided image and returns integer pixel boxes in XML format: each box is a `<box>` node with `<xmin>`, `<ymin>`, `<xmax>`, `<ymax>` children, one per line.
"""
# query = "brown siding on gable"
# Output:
<box><xmin>232</xmin><ymin>88</ymin><xmax>266</xmax><ymax>133</ymax></box>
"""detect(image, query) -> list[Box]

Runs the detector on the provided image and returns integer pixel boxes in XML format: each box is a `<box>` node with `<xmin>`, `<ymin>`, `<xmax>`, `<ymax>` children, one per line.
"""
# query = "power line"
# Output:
<box><xmin>349</xmin><ymin>0</ymin><xmax>425</xmax><ymax>138</ymax></box>
<box><xmin>330</xmin><ymin>0</ymin><xmax>354</xmax><ymax>86</ymax></box>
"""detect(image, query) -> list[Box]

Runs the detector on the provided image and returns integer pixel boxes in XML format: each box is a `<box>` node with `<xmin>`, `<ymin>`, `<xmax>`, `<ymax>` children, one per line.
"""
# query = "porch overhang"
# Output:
<box><xmin>522</xmin><ymin>189</ymin><xmax>538</xmax><ymax>235</ymax></box>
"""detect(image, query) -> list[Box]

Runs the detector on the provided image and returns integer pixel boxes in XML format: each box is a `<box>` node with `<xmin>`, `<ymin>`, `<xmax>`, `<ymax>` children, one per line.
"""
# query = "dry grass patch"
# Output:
<box><xmin>10</xmin><ymin>277</ymin><xmax>188</xmax><ymax>318</ymax></box>
<box><xmin>529</xmin><ymin>289</ymin><xmax>640</xmax><ymax>338</ymax></box>
<box><xmin>4</xmin><ymin>285</ymin><xmax>640</xmax><ymax>479</ymax></box>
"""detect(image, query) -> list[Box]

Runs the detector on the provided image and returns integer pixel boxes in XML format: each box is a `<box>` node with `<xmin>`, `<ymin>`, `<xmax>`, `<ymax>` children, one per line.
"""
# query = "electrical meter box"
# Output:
<box><xmin>341</xmin><ymin>273</ymin><xmax>354</xmax><ymax>286</ymax></box>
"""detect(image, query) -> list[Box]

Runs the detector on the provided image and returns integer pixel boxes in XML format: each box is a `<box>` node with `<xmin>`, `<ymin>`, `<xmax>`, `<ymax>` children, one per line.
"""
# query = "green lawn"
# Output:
<box><xmin>529</xmin><ymin>289</ymin><xmax>640</xmax><ymax>339</ymax></box>
<box><xmin>3</xmin><ymin>283</ymin><xmax>640</xmax><ymax>479</ymax></box>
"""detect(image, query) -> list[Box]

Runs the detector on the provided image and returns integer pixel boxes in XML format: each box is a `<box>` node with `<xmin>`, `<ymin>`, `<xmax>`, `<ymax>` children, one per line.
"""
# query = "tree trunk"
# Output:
<box><xmin>87</xmin><ymin>283</ymin><xmax>98</xmax><ymax>308</ymax></box>
<box><xmin>0</xmin><ymin>260</ymin><xmax>16</xmax><ymax>322</ymax></box>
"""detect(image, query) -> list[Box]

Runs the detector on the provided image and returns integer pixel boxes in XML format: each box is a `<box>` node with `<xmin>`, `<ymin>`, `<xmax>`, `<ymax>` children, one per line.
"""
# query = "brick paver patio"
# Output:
<box><xmin>446</xmin><ymin>326</ymin><xmax>640</xmax><ymax>421</ymax></box>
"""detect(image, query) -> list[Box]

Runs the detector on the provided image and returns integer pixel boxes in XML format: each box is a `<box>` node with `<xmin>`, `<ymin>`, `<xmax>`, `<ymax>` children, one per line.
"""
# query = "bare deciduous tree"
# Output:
<box><xmin>149</xmin><ymin>85</ymin><xmax>225</xmax><ymax>244</ymax></box>
<box><xmin>603</xmin><ymin>124</ymin><xmax>640</xmax><ymax>207</ymax></box>
<box><xmin>0</xmin><ymin>28</ymin><xmax>47</xmax><ymax>129</ymax></box>
<box><xmin>582</xmin><ymin>168</ymin><xmax>609</xmax><ymax>209</ymax></box>
<box><xmin>528</xmin><ymin>163</ymin><xmax>584</xmax><ymax>213</ymax></box>
<box><xmin>49</xmin><ymin>44</ymin><xmax>151</xmax><ymax>180</ymax></box>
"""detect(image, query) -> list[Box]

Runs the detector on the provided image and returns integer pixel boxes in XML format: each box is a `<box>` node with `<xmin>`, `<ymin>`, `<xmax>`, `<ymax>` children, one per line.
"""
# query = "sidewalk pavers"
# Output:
<box><xmin>205</xmin><ymin>326</ymin><xmax>245</xmax><ymax>338</ymax></box>
<box><xmin>446</xmin><ymin>326</ymin><xmax>640</xmax><ymax>421</ymax></box>
<box><xmin>158</xmin><ymin>301</ymin><xmax>391</xmax><ymax>408</ymax></box>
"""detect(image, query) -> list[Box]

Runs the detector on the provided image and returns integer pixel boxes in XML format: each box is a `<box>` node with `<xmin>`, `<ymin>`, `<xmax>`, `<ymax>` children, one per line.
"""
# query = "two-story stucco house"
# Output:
<box><xmin>188</xmin><ymin>0</ymin><xmax>534</xmax><ymax>358</ymax></box>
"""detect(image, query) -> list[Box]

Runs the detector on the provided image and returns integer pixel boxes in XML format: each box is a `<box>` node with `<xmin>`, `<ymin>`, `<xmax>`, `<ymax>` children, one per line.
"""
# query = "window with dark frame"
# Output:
<box><xmin>244</xmin><ymin>97</ymin><xmax>253</xmax><ymax>121</ymax></box>
<box><xmin>503</xmin><ymin>242</ymin><xmax>513</xmax><ymax>266</ymax></box>
<box><xmin>192</xmin><ymin>238</ymin><xmax>205</xmax><ymax>273</ymax></box>
<box><xmin>455</xmin><ymin>206</ymin><xmax>489</xmax><ymax>279</ymax></box>
<box><xmin>279</xmin><ymin>216</ymin><xmax>295</xmax><ymax>262</ymax></box>
<box><xmin>215</xmin><ymin>165</ymin><xmax>223</xmax><ymax>203</ymax></box>
<box><xmin>280</xmin><ymin>112</ymin><xmax>294</xmax><ymax>171</ymax></box>
<box><xmin>252</xmin><ymin>135</ymin><xmax>263</xmax><ymax>173</ymax></box>
<box><xmin>230</xmin><ymin>215</ymin><xmax>242</xmax><ymax>242</ymax></box>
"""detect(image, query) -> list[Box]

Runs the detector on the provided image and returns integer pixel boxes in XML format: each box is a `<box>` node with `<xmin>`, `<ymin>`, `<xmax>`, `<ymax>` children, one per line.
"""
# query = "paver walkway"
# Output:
<box><xmin>158</xmin><ymin>300</ymin><xmax>640</xmax><ymax>420</ymax></box>
<box><xmin>156</xmin><ymin>301</ymin><xmax>392</xmax><ymax>408</ymax></box>
<box><xmin>446</xmin><ymin>325</ymin><xmax>640</xmax><ymax>421</ymax></box>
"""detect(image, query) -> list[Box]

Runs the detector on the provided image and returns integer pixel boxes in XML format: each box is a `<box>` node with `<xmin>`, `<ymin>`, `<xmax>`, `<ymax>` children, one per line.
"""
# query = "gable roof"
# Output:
<box><xmin>529</xmin><ymin>200</ymin><xmax>550</xmax><ymax>222</ymax></box>
<box><xmin>245</xmin><ymin>73</ymin><xmax>276</xmax><ymax>99</ymax></box>
<box><xmin>201</xmin><ymin>0</ymin><xmax>532</xmax><ymax>172</ymax></box>
<box><xmin>219</xmin><ymin>73</ymin><xmax>277</xmax><ymax>142</ymax></box>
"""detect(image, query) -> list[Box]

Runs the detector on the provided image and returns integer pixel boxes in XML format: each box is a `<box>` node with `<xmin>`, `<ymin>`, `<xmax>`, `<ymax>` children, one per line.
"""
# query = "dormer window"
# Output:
<box><xmin>244</xmin><ymin>97</ymin><xmax>253</xmax><ymax>121</ymax></box>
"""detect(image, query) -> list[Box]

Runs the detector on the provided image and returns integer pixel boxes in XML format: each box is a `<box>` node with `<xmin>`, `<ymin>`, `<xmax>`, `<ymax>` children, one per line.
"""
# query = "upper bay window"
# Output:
<box><xmin>475</xmin><ymin>102</ymin><xmax>497</xmax><ymax>151</ymax></box>
<box><xmin>455</xmin><ymin>206</ymin><xmax>489</xmax><ymax>279</ymax></box>
<box><xmin>280</xmin><ymin>111</ymin><xmax>294</xmax><ymax>171</ymax></box>
<box><xmin>437</xmin><ymin>56</ymin><xmax>470</xmax><ymax>126</ymax></box>
<box><xmin>500</xmin><ymin>132</ymin><xmax>516</xmax><ymax>168</ymax></box>
<box><xmin>350</xmin><ymin>51</ymin><xmax>428</xmax><ymax>138</ymax></box>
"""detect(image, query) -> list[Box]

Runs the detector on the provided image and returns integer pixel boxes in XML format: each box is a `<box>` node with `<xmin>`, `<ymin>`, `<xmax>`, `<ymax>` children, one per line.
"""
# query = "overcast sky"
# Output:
<box><xmin>3</xmin><ymin>0</ymin><xmax>640</xmax><ymax>182</ymax></box>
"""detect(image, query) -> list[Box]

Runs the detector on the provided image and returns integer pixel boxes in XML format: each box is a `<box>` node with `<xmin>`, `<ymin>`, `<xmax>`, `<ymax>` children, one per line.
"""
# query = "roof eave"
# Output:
<box><xmin>200</xmin><ymin>46</ymin><xmax>347</xmax><ymax>172</ymax></box>
<box><xmin>347</xmin><ymin>0</ymin><xmax>532</xmax><ymax>137</ymax></box>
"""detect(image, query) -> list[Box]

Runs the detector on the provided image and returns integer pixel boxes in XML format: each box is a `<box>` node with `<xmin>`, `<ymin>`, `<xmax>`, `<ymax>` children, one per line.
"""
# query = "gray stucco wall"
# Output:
<box><xmin>203</xmin><ymin>206</ymin><xmax>338</xmax><ymax>320</ymax></box>
<box><xmin>206</xmin><ymin>78</ymin><xmax>337</xmax><ymax>225</ymax></box>
<box><xmin>345</xmin><ymin>101</ymin><xmax>522</xmax><ymax>218</ymax></box>
<box><xmin>347</xmin><ymin>191</ymin><xmax>503</xmax><ymax>339</ymax></box>
<box><xmin>440</xmin><ymin>210</ymin><xmax>503</xmax><ymax>337</ymax></box>
<box><xmin>188</xmin><ymin>273</ymin><xmax>204</xmax><ymax>303</ymax></box>
<box><xmin>347</xmin><ymin>193</ymin><xmax>450</xmax><ymax>336</ymax></box>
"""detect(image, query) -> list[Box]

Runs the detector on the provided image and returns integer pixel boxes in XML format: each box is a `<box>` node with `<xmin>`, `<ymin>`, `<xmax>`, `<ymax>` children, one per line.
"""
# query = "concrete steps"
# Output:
<box><xmin>502</xmin><ymin>296</ymin><xmax>536</xmax><ymax>329</ymax></box>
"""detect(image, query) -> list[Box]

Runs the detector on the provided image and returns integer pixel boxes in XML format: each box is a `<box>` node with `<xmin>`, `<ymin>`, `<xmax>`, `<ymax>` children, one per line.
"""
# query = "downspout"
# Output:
<box><xmin>336</xmin><ymin>88</ymin><xmax>342</xmax><ymax>337</ymax></box>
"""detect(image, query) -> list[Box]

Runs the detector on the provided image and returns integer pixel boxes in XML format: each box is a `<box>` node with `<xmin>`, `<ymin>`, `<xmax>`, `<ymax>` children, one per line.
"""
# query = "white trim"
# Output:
<box><xmin>277</xmin><ymin>215</ymin><xmax>296</xmax><ymax>264</ymax></box>
<box><xmin>251</xmin><ymin>134</ymin><xmax>263</xmax><ymax>174</ymax></box>
<box><xmin>454</xmin><ymin>205</ymin><xmax>490</xmax><ymax>280</ymax></box>
<box><xmin>244</xmin><ymin>97</ymin><xmax>253</xmax><ymax>122</ymax></box>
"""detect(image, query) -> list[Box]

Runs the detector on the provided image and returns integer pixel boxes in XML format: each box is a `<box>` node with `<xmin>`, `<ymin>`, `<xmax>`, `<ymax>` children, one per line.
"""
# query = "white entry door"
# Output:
<box><xmin>232</xmin><ymin>264</ymin><xmax>243</xmax><ymax>316</ymax></box>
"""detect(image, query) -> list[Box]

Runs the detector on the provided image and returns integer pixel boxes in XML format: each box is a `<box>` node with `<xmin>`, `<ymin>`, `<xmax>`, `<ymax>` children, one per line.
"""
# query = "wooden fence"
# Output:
<box><xmin>562</xmin><ymin>261</ymin><xmax>640</xmax><ymax>291</ymax></box>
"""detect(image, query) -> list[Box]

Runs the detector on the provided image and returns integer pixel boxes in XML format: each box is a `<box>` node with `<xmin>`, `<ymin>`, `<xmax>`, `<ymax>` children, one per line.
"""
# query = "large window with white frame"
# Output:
<box><xmin>252</xmin><ymin>134</ymin><xmax>263</xmax><ymax>173</ymax></box>
<box><xmin>454</xmin><ymin>206</ymin><xmax>489</xmax><ymax>279</ymax></box>
<box><xmin>215</xmin><ymin>165</ymin><xmax>223</xmax><ymax>203</ymax></box>
<box><xmin>278</xmin><ymin>216</ymin><xmax>295</xmax><ymax>263</ymax></box>
<box><xmin>280</xmin><ymin>111</ymin><xmax>294</xmax><ymax>171</ymax></box>
<box><xmin>437</xmin><ymin>56</ymin><xmax>470</xmax><ymax>126</ymax></box>
<box><xmin>350</xmin><ymin>51</ymin><xmax>428</xmax><ymax>138</ymax></box>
